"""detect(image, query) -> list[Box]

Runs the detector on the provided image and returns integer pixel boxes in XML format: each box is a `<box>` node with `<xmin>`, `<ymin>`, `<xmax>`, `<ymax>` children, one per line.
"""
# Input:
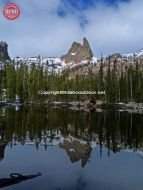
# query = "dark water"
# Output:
<box><xmin>0</xmin><ymin>106</ymin><xmax>143</xmax><ymax>190</ymax></box>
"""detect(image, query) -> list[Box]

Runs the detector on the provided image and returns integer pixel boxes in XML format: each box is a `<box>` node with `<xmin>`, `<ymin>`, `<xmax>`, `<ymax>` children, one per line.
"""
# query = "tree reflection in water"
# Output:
<box><xmin>0</xmin><ymin>107</ymin><xmax>143</xmax><ymax>165</ymax></box>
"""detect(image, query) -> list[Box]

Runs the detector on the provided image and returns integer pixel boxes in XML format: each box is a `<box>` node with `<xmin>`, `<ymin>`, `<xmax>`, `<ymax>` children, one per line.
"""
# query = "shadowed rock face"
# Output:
<box><xmin>59</xmin><ymin>137</ymin><xmax>92</xmax><ymax>167</ymax></box>
<box><xmin>0</xmin><ymin>41</ymin><xmax>10</xmax><ymax>61</ymax></box>
<box><xmin>61</xmin><ymin>37</ymin><xmax>93</xmax><ymax>64</ymax></box>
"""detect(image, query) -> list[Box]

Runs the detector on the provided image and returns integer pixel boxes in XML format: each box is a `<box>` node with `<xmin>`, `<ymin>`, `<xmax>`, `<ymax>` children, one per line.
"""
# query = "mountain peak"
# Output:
<box><xmin>61</xmin><ymin>37</ymin><xmax>93</xmax><ymax>64</ymax></box>
<box><xmin>0</xmin><ymin>41</ymin><xmax>10</xmax><ymax>61</ymax></box>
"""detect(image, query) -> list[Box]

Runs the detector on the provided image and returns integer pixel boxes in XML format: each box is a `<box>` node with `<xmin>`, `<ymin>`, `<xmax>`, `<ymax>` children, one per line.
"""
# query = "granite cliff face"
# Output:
<box><xmin>0</xmin><ymin>41</ymin><xmax>10</xmax><ymax>61</ymax></box>
<box><xmin>61</xmin><ymin>37</ymin><xmax>93</xmax><ymax>64</ymax></box>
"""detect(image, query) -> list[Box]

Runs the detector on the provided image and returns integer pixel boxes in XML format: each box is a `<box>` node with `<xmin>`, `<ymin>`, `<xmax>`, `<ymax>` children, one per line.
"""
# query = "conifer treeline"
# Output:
<box><xmin>0</xmin><ymin>59</ymin><xmax>143</xmax><ymax>103</ymax></box>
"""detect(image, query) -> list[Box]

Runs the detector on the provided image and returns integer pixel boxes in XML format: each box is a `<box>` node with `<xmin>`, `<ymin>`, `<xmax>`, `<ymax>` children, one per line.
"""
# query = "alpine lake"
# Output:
<box><xmin>0</xmin><ymin>105</ymin><xmax>143</xmax><ymax>190</ymax></box>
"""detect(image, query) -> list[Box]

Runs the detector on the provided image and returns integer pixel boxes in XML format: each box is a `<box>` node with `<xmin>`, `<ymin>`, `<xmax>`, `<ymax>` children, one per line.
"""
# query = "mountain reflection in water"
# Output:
<box><xmin>0</xmin><ymin>107</ymin><xmax>143</xmax><ymax>190</ymax></box>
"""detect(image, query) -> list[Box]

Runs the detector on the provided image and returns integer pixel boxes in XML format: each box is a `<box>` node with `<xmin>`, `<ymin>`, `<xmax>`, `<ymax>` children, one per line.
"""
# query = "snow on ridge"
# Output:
<box><xmin>9</xmin><ymin>55</ymin><xmax>98</xmax><ymax>74</ymax></box>
<box><xmin>135</xmin><ymin>49</ymin><xmax>143</xmax><ymax>57</ymax></box>
<box><xmin>122</xmin><ymin>53</ymin><xmax>134</xmax><ymax>58</ymax></box>
<box><xmin>122</xmin><ymin>48</ymin><xmax>143</xmax><ymax>58</ymax></box>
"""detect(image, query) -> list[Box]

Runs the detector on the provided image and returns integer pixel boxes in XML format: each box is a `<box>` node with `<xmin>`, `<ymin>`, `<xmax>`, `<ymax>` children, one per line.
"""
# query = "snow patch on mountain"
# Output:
<box><xmin>135</xmin><ymin>49</ymin><xmax>143</xmax><ymax>57</ymax></box>
<box><xmin>11</xmin><ymin>55</ymin><xmax>97</xmax><ymax>74</ymax></box>
<box><xmin>71</xmin><ymin>52</ymin><xmax>77</xmax><ymax>55</ymax></box>
<box><xmin>122</xmin><ymin>48</ymin><xmax>143</xmax><ymax>58</ymax></box>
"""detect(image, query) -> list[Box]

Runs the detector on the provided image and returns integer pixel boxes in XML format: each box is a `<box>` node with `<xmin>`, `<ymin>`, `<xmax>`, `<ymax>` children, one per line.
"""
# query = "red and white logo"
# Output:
<box><xmin>3</xmin><ymin>3</ymin><xmax>20</xmax><ymax>20</ymax></box>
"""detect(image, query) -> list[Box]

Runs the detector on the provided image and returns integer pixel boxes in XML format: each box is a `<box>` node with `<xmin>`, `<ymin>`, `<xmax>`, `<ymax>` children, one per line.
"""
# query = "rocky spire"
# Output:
<box><xmin>0</xmin><ymin>41</ymin><xmax>10</xmax><ymax>61</ymax></box>
<box><xmin>61</xmin><ymin>37</ymin><xmax>93</xmax><ymax>64</ymax></box>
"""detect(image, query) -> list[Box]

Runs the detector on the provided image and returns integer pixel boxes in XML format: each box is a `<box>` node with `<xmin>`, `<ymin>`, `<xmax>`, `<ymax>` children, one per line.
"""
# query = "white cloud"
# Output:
<box><xmin>84</xmin><ymin>0</ymin><xmax>143</xmax><ymax>56</ymax></box>
<box><xmin>0</xmin><ymin>0</ymin><xmax>143</xmax><ymax>57</ymax></box>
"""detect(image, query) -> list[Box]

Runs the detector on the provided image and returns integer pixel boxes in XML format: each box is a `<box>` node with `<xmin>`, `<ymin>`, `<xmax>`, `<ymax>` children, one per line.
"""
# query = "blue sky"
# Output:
<box><xmin>0</xmin><ymin>0</ymin><xmax>143</xmax><ymax>57</ymax></box>
<box><xmin>62</xmin><ymin>0</ymin><xmax>130</xmax><ymax>9</ymax></box>
<box><xmin>58</xmin><ymin>0</ymin><xmax>130</xmax><ymax>17</ymax></box>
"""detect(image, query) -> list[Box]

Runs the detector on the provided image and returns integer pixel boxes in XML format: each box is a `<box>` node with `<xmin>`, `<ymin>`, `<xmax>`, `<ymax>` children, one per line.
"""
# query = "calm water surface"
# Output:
<box><xmin>0</xmin><ymin>106</ymin><xmax>143</xmax><ymax>190</ymax></box>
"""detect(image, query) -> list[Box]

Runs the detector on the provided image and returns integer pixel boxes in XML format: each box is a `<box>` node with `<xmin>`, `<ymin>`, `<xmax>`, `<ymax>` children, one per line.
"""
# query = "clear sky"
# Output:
<box><xmin>0</xmin><ymin>0</ymin><xmax>143</xmax><ymax>57</ymax></box>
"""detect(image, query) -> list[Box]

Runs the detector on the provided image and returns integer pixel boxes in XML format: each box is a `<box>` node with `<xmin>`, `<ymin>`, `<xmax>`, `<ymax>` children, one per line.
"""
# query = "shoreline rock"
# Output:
<box><xmin>1</xmin><ymin>101</ymin><xmax>143</xmax><ymax>113</ymax></box>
